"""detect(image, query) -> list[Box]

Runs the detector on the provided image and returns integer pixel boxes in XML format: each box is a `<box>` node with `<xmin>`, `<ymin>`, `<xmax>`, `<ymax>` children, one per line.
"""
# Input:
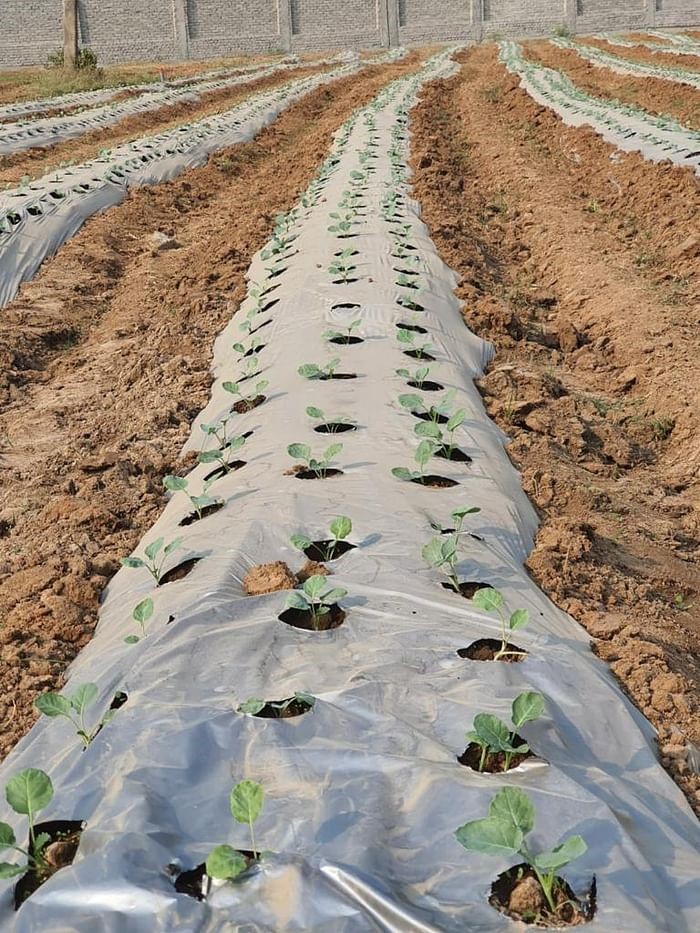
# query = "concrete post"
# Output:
<box><xmin>172</xmin><ymin>0</ymin><xmax>189</xmax><ymax>58</ymax></box>
<box><xmin>382</xmin><ymin>0</ymin><xmax>400</xmax><ymax>48</ymax></box>
<box><xmin>471</xmin><ymin>0</ymin><xmax>483</xmax><ymax>42</ymax></box>
<box><xmin>278</xmin><ymin>0</ymin><xmax>293</xmax><ymax>52</ymax></box>
<box><xmin>63</xmin><ymin>0</ymin><xmax>78</xmax><ymax>68</ymax></box>
<box><xmin>565</xmin><ymin>0</ymin><xmax>577</xmax><ymax>34</ymax></box>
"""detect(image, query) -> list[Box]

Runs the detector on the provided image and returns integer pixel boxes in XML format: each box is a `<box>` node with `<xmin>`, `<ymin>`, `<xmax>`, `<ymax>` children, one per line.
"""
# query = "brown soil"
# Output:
<box><xmin>0</xmin><ymin>62</ymin><xmax>331</xmax><ymax>187</ymax></box>
<box><xmin>457</xmin><ymin>639</ymin><xmax>527</xmax><ymax>662</ymax></box>
<box><xmin>525</xmin><ymin>40</ymin><xmax>700</xmax><ymax>130</ymax></box>
<box><xmin>243</xmin><ymin>561</ymin><xmax>297</xmax><ymax>596</ymax></box>
<box><xmin>0</xmin><ymin>52</ymin><xmax>422</xmax><ymax>761</ymax></box>
<box><xmin>584</xmin><ymin>35</ymin><xmax>700</xmax><ymax>73</ymax></box>
<box><xmin>14</xmin><ymin>820</ymin><xmax>83</xmax><ymax>909</ymax></box>
<box><xmin>458</xmin><ymin>737</ymin><xmax>533</xmax><ymax>772</ymax></box>
<box><xmin>410</xmin><ymin>45</ymin><xmax>700</xmax><ymax>814</ymax></box>
<box><xmin>278</xmin><ymin>604</ymin><xmax>346</xmax><ymax>632</ymax></box>
<box><xmin>490</xmin><ymin>864</ymin><xmax>595</xmax><ymax>927</ymax></box>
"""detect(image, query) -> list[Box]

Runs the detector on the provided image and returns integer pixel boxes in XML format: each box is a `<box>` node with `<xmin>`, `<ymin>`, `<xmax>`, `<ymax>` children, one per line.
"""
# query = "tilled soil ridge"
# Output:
<box><xmin>410</xmin><ymin>45</ymin><xmax>700</xmax><ymax>814</ymax></box>
<box><xmin>0</xmin><ymin>53</ymin><xmax>422</xmax><ymax>760</ymax></box>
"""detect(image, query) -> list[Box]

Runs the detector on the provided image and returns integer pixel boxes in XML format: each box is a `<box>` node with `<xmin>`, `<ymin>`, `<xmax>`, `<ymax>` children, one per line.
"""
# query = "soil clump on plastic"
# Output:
<box><xmin>0</xmin><ymin>52</ymin><xmax>422</xmax><ymax>760</ymax></box>
<box><xmin>411</xmin><ymin>44</ymin><xmax>700</xmax><ymax>814</ymax></box>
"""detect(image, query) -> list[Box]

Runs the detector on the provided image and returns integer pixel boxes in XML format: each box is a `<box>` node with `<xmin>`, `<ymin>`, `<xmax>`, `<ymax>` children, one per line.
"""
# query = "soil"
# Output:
<box><xmin>441</xmin><ymin>581</ymin><xmax>490</xmax><ymax>598</ymax></box>
<box><xmin>302</xmin><ymin>539</ymin><xmax>356</xmax><ymax>561</ymax></box>
<box><xmin>251</xmin><ymin>696</ymin><xmax>314</xmax><ymax>718</ymax></box>
<box><xmin>278</xmin><ymin>604</ymin><xmax>346</xmax><ymax>632</ymax></box>
<box><xmin>232</xmin><ymin>396</ymin><xmax>266</xmax><ymax>414</ymax></box>
<box><xmin>179</xmin><ymin>502</ymin><xmax>224</xmax><ymax>526</ymax></box>
<box><xmin>525</xmin><ymin>40</ymin><xmax>700</xmax><ymax>130</ymax></box>
<box><xmin>407</xmin><ymin>380</ymin><xmax>443</xmax><ymax>391</ymax></box>
<box><xmin>0</xmin><ymin>52</ymin><xmax>422</xmax><ymax>761</ymax></box>
<box><xmin>490</xmin><ymin>863</ymin><xmax>595</xmax><ymax>927</ymax></box>
<box><xmin>410</xmin><ymin>45</ymin><xmax>700</xmax><ymax>813</ymax></box>
<box><xmin>434</xmin><ymin>445</ymin><xmax>472</xmax><ymax>463</ymax></box>
<box><xmin>294</xmin><ymin>469</ymin><xmax>344</xmax><ymax>480</ymax></box>
<box><xmin>458</xmin><ymin>639</ymin><xmax>527</xmax><ymax>662</ymax></box>
<box><xmin>0</xmin><ymin>61</ymin><xmax>332</xmax><ymax>187</ymax></box>
<box><xmin>411</xmin><ymin>475</ymin><xmax>458</xmax><ymax>488</ymax></box>
<box><xmin>243</xmin><ymin>561</ymin><xmax>297</xmax><ymax>596</ymax></box>
<box><xmin>13</xmin><ymin>820</ymin><xmax>84</xmax><ymax>909</ymax></box>
<box><xmin>583</xmin><ymin>34</ymin><xmax>700</xmax><ymax>74</ymax></box>
<box><xmin>314</xmin><ymin>422</ymin><xmax>357</xmax><ymax>433</ymax></box>
<box><xmin>458</xmin><ymin>735</ymin><xmax>533</xmax><ymax>772</ymax></box>
<box><xmin>158</xmin><ymin>557</ymin><xmax>201</xmax><ymax>586</ymax></box>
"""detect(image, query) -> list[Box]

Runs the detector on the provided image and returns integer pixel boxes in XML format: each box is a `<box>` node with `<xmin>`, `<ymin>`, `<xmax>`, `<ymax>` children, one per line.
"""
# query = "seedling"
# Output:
<box><xmin>305</xmin><ymin>406</ymin><xmax>357</xmax><ymax>433</ymax></box>
<box><xmin>163</xmin><ymin>475</ymin><xmax>222</xmax><ymax>520</ymax></box>
<box><xmin>238</xmin><ymin>692</ymin><xmax>315</xmax><ymax>716</ymax></box>
<box><xmin>465</xmin><ymin>691</ymin><xmax>545</xmax><ymax>771</ymax></box>
<box><xmin>422</xmin><ymin>534</ymin><xmax>461</xmax><ymax>592</ymax></box>
<box><xmin>328</xmin><ymin>249</ymin><xmax>358</xmax><ymax>283</ymax></box>
<box><xmin>200</xmin><ymin>416</ymin><xmax>234</xmax><ymax>450</ymax></box>
<box><xmin>35</xmin><ymin>684</ymin><xmax>121</xmax><ymax>748</ymax></box>
<box><xmin>472</xmin><ymin>588</ymin><xmax>529</xmax><ymax>661</ymax></box>
<box><xmin>0</xmin><ymin>769</ymin><xmax>54</xmax><ymax>880</ymax></box>
<box><xmin>298</xmin><ymin>358</ymin><xmax>340</xmax><ymax>380</ymax></box>
<box><xmin>125</xmin><ymin>597</ymin><xmax>153</xmax><ymax>644</ymax></box>
<box><xmin>233</xmin><ymin>337</ymin><xmax>264</xmax><ymax>359</ymax></box>
<box><xmin>399</xmin><ymin>391</ymin><xmax>457</xmax><ymax>424</ymax></box>
<box><xmin>286</xmin><ymin>575</ymin><xmax>347</xmax><ymax>630</ymax></box>
<box><xmin>415</xmin><ymin>408</ymin><xmax>466</xmax><ymax>456</ymax></box>
<box><xmin>438</xmin><ymin>505</ymin><xmax>481</xmax><ymax>536</ymax></box>
<box><xmin>206</xmin><ymin>780</ymin><xmax>264</xmax><ymax>880</ymax></box>
<box><xmin>455</xmin><ymin>787</ymin><xmax>587</xmax><ymax>915</ymax></box>
<box><xmin>121</xmin><ymin>536</ymin><xmax>183</xmax><ymax>584</ymax></box>
<box><xmin>396</xmin><ymin>272</ymin><xmax>419</xmax><ymax>290</ymax></box>
<box><xmin>324</xmin><ymin>320</ymin><xmax>361</xmax><ymax>344</ymax></box>
<box><xmin>198</xmin><ymin>434</ymin><xmax>246</xmax><ymax>475</ymax></box>
<box><xmin>328</xmin><ymin>212</ymin><xmax>357</xmax><ymax>237</ymax></box>
<box><xmin>223</xmin><ymin>379</ymin><xmax>269</xmax><ymax>410</ymax></box>
<box><xmin>392</xmin><ymin>439</ymin><xmax>437</xmax><ymax>483</ymax></box>
<box><xmin>396</xmin><ymin>366</ymin><xmax>435</xmax><ymax>389</ymax></box>
<box><xmin>287</xmin><ymin>442</ymin><xmax>342</xmax><ymax>479</ymax></box>
<box><xmin>291</xmin><ymin>516</ymin><xmax>352</xmax><ymax>561</ymax></box>
<box><xmin>397</xmin><ymin>328</ymin><xmax>433</xmax><ymax>359</ymax></box>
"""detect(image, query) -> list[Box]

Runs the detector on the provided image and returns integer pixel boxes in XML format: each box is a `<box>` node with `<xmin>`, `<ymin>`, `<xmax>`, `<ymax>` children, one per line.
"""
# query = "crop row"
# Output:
<box><xmin>553</xmin><ymin>36</ymin><xmax>700</xmax><ymax>88</ymax></box>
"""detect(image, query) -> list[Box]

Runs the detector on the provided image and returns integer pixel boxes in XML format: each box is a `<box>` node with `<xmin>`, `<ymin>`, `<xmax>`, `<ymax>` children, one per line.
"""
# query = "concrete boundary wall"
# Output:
<box><xmin>0</xmin><ymin>1</ymin><xmax>699</xmax><ymax>67</ymax></box>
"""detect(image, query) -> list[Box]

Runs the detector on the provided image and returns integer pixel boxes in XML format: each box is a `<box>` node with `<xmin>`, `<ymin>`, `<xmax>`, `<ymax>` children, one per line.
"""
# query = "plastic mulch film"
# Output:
<box><xmin>649</xmin><ymin>30</ymin><xmax>700</xmax><ymax>50</ymax></box>
<box><xmin>0</xmin><ymin>55</ymin><xmax>354</xmax><ymax>155</ymax></box>
<box><xmin>0</xmin><ymin>45</ymin><xmax>698</xmax><ymax>932</ymax></box>
<box><xmin>0</xmin><ymin>50</ymin><xmax>404</xmax><ymax>311</ymax></box>
<box><xmin>500</xmin><ymin>41</ymin><xmax>700</xmax><ymax>176</ymax></box>
<box><xmin>596</xmin><ymin>32</ymin><xmax>700</xmax><ymax>58</ymax></box>
<box><xmin>552</xmin><ymin>37</ymin><xmax>700</xmax><ymax>88</ymax></box>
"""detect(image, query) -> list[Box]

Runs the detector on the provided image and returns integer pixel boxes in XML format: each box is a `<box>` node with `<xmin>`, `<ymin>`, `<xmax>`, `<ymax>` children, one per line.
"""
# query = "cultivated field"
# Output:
<box><xmin>0</xmin><ymin>34</ymin><xmax>698</xmax><ymax>930</ymax></box>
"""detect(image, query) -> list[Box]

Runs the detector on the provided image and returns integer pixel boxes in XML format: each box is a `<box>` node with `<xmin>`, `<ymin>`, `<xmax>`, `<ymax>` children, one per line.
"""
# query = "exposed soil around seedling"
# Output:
<box><xmin>314</xmin><ymin>422</ymin><xmax>357</xmax><ymax>434</ymax></box>
<box><xmin>278</xmin><ymin>604</ymin><xmax>345</xmax><ymax>631</ymax></box>
<box><xmin>434</xmin><ymin>445</ymin><xmax>472</xmax><ymax>463</ymax></box>
<box><xmin>441</xmin><ymin>581</ymin><xmax>489</xmax><ymax>598</ymax></box>
<box><xmin>411</xmin><ymin>44</ymin><xmax>700</xmax><ymax>814</ymax></box>
<box><xmin>490</xmin><ymin>863</ymin><xmax>595</xmax><ymax>927</ymax></box>
<box><xmin>413</xmin><ymin>410</ymin><xmax>449</xmax><ymax>425</ymax></box>
<box><xmin>411</xmin><ymin>475</ymin><xmax>458</xmax><ymax>488</ymax></box>
<box><xmin>174</xmin><ymin>849</ymin><xmax>257</xmax><ymax>902</ymax></box>
<box><xmin>458</xmin><ymin>639</ymin><xmax>527</xmax><ymax>662</ymax></box>
<box><xmin>397</xmin><ymin>322</ymin><xmax>427</xmax><ymax>334</ymax></box>
<box><xmin>179</xmin><ymin>502</ymin><xmax>225</xmax><ymax>526</ymax></box>
<box><xmin>159</xmin><ymin>557</ymin><xmax>201</xmax><ymax>586</ymax></box>
<box><xmin>203</xmin><ymin>460</ymin><xmax>246</xmax><ymax>483</ymax></box>
<box><xmin>458</xmin><ymin>735</ymin><xmax>533</xmax><ymax>772</ymax></box>
<box><xmin>302</xmin><ymin>539</ymin><xmax>356</xmax><ymax>561</ymax></box>
<box><xmin>243</xmin><ymin>561</ymin><xmax>297</xmax><ymax>596</ymax></box>
<box><xmin>294</xmin><ymin>468</ymin><xmax>344</xmax><ymax>480</ymax></box>
<box><xmin>253</xmin><ymin>696</ymin><xmax>314</xmax><ymax>718</ymax></box>
<box><xmin>317</xmin><ymin>372</ymin><xmax>357</xmax><ymax>380</ymax></box>
<box><xmin>403</xmin><ymin>350</ymin><xmax>436</xmax><ymax>361</ymax></box>
<box><xmin>232</xmin><ymin>396</ymin><xmax>266</xmax><ymax>414</ymax></box>
<box><xmin>328</xmin><ymin>336</ymin><xmax>364</xmax><ymax>345</ymax></box>
<box><xmin>407</xmin><ymin>380</ymin><xmax>443</xmax><ymax>392</ymax></box>
<box><xmin>14</xmin><ymin>819</ymin><xmax>84</xmax><ymax>909</ymax></box>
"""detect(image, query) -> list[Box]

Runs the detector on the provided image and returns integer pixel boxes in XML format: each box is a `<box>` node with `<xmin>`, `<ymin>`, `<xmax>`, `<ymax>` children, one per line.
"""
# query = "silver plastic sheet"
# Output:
<box><xmin>552</xmin><ymin>37</ymin><xmax>700</xmax><ymax>88</ymax></box>
<box><xmin>0</xmin><ymin>46</ymin><xmax>698</xmax><ymax>933</ymax></box>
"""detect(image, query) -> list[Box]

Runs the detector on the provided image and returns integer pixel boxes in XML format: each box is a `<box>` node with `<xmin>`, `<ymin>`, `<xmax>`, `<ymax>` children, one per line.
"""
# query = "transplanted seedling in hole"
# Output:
<box><xmin>163</xmin><ymin>475</ymin><xmax>222</xmax><ymax>520</ymax></box>
<box><xmin>399</xmin><ymin>390</ymin><xmax>457</xmax><ymax>425</ymax></box>
<box><xmin>238</xmin><ymin>692</ymin><xmax>315</xmax><ymax>716</ymax></box>
<box><xmin>125</xmin><ymin>597</ymin><xmax>153</xmax><ymax>644</ymax></box>
<box><xmin>396</xmin><ymin>366</ymin><xmax>437</xmax><ymax>390</ymax></box>
<box><xmin>198</xmin><ymin>434</ymin><xmax>246</xmax><ymax>476</ymax></box>
<box><xmin>392</xmin><ymin>439</ymin><xmax>437</xmax><ymax>483</ymax></box>
<box><xmin>288</xmin><ymin>442</ymin><xmax>343</xmax><ymax>479</ymax></box>
<box><xmin>306</xmin><ymin>406</ymin><xmax>357</xmax><ymax>433</ymax></box>
<box><xmin>465</xmin><ymin>691</ymin><xmax>545</xmax><ymax>772</ymax></box>
<box><xmin>397</xmin><ymin>327</ymin><xmax>433</xmax><ymax>359</ymax></box>
<box><xmin>223</xmin><ymin>379</ymin><xmax>269</xmax><ymax>410</ymax></box>
<box><xmin>415</xmin><ymin>408</ymin><xmax>467</xmax><ymax>458</ymax></box>
<box><xmin>233</xmin><ymin>336</ymin><xmax>264</xmax><ymax>359</ymax></box>
<box><xmin>472</xmin><ymin>588</ymin><xmax>529</xmax><ymax>661</ymax></box>
<box><xmin>291</xmin><ymin>515</ymin><xmax>353</xmax><ymax>561</ymax></box>
<box><xmin>328</xmin><ymin>249</ymin><xmax>358</xmax><ymax>283</ymax></box>
<box><xmin>206</xmin><ymin>780</ymin><xmax>265</xmax><ymax>881</ymax></box>
<box><xmin>121</xmin><ymin>536</ymin><xmax>183</xmax><ymax>584</ymax></box>
<box><xmin>324</xmin><ymin>319</ymin><xmax>361</xmax><ymax>344</ymax></box>
<box><xmin>35</xmin><ymin>684</ymin><xmax>122</xmax><ymax>749</ymax></box>
<box><xmin>298</xmin><ymin>358</ymin><xmax>340</xmax><ymax>380</ymax></box>
<box><xmin>200</xmin><ymin>415</ymin><xmax>235</xmax><ymax>450</ymax></box>
<box><xmin>286</xmin><ymin>575</ymin><xmax>348</xmax><ymax>630</ymax></box>
<box><xmin>422</xmin><ymin>534</ymin><xmax>462</xmax><ymax>593</ymax></box>
<box><xmin>455</xmin><ymin>787</ymin><xmax>587</xmax><ymax>916</ymax></box>
<box><xmin>0</xmin><ymin>769</ymin><xmax>54</xmax><ymax>881</ymax></box>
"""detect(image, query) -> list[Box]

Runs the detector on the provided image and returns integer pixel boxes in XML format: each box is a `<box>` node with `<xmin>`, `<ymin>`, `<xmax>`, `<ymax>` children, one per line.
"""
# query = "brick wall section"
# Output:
<box><xmin>1</xmin><ymin>0</ymin><xmax>699</xmax><ymax>68</ymax></box>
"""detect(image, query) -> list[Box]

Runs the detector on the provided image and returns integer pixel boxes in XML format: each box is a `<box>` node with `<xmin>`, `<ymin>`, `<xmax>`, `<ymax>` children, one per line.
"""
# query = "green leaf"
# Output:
<box><xmin>398</xmin><ymin>393</ymin><xmax>423</xmax><ymax>411</ymax></box>
<box><xmin>228</xmin><ymin>435</ymin><xmax>246</xmax><ymax>452</ymax></box>
<box><xmin>447</xmin><ymin>409</ymin><xmax>466</xmax><ymax>431</ymax></box>
<box><xmin>206</xmin><ymin>844</ymin><xmax>248</xmax><ymax>880</ymax></box>
<box><xmin>163</xmin><ymin>475</ymin><xmax>188</xmax><ymax>492</ymax></box>
<box><xmin>472</xmin><ymin>588</ymin><xmax>503</xmax><ymax>612</ymax></box>
<box><xmin>133</xmin><ymin>598</ymin><xmax>153</xmax><ymax>624</ymax></box>
<box><xmin>511</xmin><ymin>691</ymin><xmax>545</xmax><ymax>729</ymax></box>
<box><xmin>298</xmin><ymin>364</ymin><xmax>321</xmax><ymax>379</ymax></box>
<box><xmin>415</xmin><ymin>439</ymin><xmax>435</xmax><ymax>468</ymax></box>
<box><xmin>294</xmin><ymin>691</ymin><xmax>315</xmax><ymax>707</ymax></box>
<box><xmin>35</xmin><ymin>693</ymin><xmax>72</xmax><ymax>719</ymax></box>
<box><xmin>33</xmin><ymin>832</ymin><xmax>51</xmax><ymax>857</ymax></box>
<box><xmin>322</xmin><ymin>587</ymin><xmax>347</xmax><ymax>603</ymax></box>
<box><xmin>534</xmin><ymin>836</ymin><xmax>587</xmax><ymax>872</ymax></box>
<box><xmin>392</xmin><ymin>467</ymin><xmax>414</xmax><ymax>481</ymax></box>
<box><xmin>120</xmin><ymin>557</ymin><xmax>144</xmax><ymax>569</ymax></box>
<box><xmin>238</xmin><ymin>698</ymin><xmax>265</xmax><ymax>715</ymax></box>
<box><xmin>422</xmin><ymin>537</ymin><xmax>447</xmax><ymax>568</ymax></box>
<box><xmin>286</xmin><ymin>591</ymin><xmax>309</xmax><ymax>611</ymax></box>
<box><xmin>303</xmin><ymin>575</ymin><xmax>327</xmax><ymax>600</ymax></box>
<box><xmin>144</xmin><ymin>538</ymin><xmax>164</xmax><ymax>561</ymax></box>
<box><xmin>290</xmin><ymin>534</ymin><xmax>312</xmax><ymax>551</ymax></box>
<box><xmin>472</xmin><ymin>714</ymin><xmax>512</xmax><ymax>752</ymax></box>
<box><xmin>0</xmin><ymin>823</ymin><xmax>16</xmax><ymax>848</ymax></box>
<box><xmin>6</xmin><ymin>769</ymin><xmax>53</xmax><ymax>817</ymax></box>
<box><xmin>0</xmin><ymin>862</ymin><xmax>25</xmax><ymax>879</ymax></box>
<box><xmin>396</xmin><ymin>368</ymin><xmax>409</xmax><ymax>378</ymax></box>
<box><xmin>198</xmin><ymin>450</ymin><xmax>220</xmax><ymax>463</ymax></box>
<box><xmin>124</xmin><ymin>635</ymin><xmax>140</xmax><ymax>645</ymax></box>
<box><xmin>288</xmin><ymin>443</ymin><xmax>310</xmax><ymax>461</ymax></box>
<box><xmin>69</xmin><ymin>683</ymin><xmax>98</xmax><ymax>716</ymax></box>
<box><xmin>455</xmin><ymin>817</ymin><xmax>523</xmax><ymax>857</ymax></box>
<box><xmin>191</xmin><ymin>495</ymin><xmax>217</xmax><ymax>511</ymax></box>
<box><xmin>330</xmin><ymin>516</ymin><xmax>351</xmax><ymax>541</ymax></box>
<box><xmin>324</xmin><ymin>443</ymin><xmax>343</xmax><ymax>461</ymax></box>
<box><xmin>255</xmin><ymin>380</ymin><xmax>269</xmax><ymax>394</ymax></box>
<box><xmin>415</xmin><ymin>421</ymin><xmax>441</xmax><ymax>440</ymax></box>
<box><xmin>509</xmin><ymin>608</ymin><xmax>530</xmax><ymax>631</ymax></box>
<box><xmin>163</xmin><ymin>537</ymin><xmax>183</xmax><ymax>557</ymax></box>
<box><xmin>489</xmin><ymin>788</ymin><xmax>535</xmax><ymax>836</ymax></box>
<box><xmin>306</xmin><ymin>406</ymin><xmax>324</xmax><ymax>419</ymax></box>
<box><xmin>230</xmin><ymin>780</ymin><xmax>264</xmax><ymax>825</ymax></box>
<box><xmin>222</xmin><ymin>381</ymin><xmax>240</xmax><ymax>395</ymax></box>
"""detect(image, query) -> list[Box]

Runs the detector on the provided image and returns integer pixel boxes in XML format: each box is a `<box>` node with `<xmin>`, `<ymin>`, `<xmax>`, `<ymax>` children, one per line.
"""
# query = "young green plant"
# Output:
<box><xmin>198</xmin><ymin>434</ymin><xmax>246</xmax><ymax>475</ymax></box>
<box><xmin>290</xmin><ymin>516</ymin><xmax>352</xmax><ymax>561</ymax></box>
<box><xmin>163</xmin><ymin>475</ymin><xmax>222</xmax><ymax>520</ymax></box>
<box><xmin>298</xmin><ymin>358</ymin><xmax>340</xmax><ymax>380</ymax></box>
<box><xmin>455</xmin><ymin>787</ymin><xmax>587</xmax><ymax>915</ymax></box>
<box><xmin>305</xmin><ymin>406</ymin><xmax>357</xmax><ymax>433</ymax></box>
<box><xmin>223</xmin><ymin>379</ymin><xmax>268</xmax><ymax>409</ymax></box>
<box><xmin>35</xmin><ymin>684</ymin><xmax>122</xmax><ymax>749</ymax></box>
<box><xmin>392</xmin><ymin>439</ymin><xmax>437</xmax><ymax>483</ymax></box>
<box><xmin>286</xmin><ymin>575</ymin><xmax>347</xmax><ymax>630</ymax></box>
<box><xmin>415</xmin><ymin>408</ymin><xmax>466</xmax><ymax>456</ymax></box>
<box><xmin>125</xmin><ymin>597</ymin><xmax>153</xmax><ymax>644</ymax></box>
<box><xmin>287</xmin><ymin>442</ymin><xmax>342</xmax><ymax>479</ymax></box>
<box><xmin>422</xmin><ymin>534</ymin><xmax>461</xmax><ymax>592</ymax></box>
<box><xmin>206</xmin><ymin>780</ymin><xmax>264</xmax><ymax>880</ymax></box>
<box><xmin>465</xmin><ymin>691</ymin><xmax>545</xmax><ymax>772</ymax></box>
<box><xmin>120</xmin><ymin>536</ymin><xmax>183</xmax><ymax>584</ymax></box>
<box><xmin>472</xmin><ymin>588</ymin><xmax>529</xmax><ymax>661</ymax></box>
<box><xmin>0</xmin><ymin>769</ymin><xmax>54</xmax><ymax>881</ymax></box>
<box><xmin>324</xmin><ymin>320</ymin><xmax>361</xmax><ymax>344</ymax></box>
<box><xmin>396</xmin><ymin>327</ymin><xmax>433</xmax><ymax>359</ymax></box>
<box><xmin>238</xmin><ymin>693</ymin><xmax>315</xmax><ymax>716</ymax></box>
